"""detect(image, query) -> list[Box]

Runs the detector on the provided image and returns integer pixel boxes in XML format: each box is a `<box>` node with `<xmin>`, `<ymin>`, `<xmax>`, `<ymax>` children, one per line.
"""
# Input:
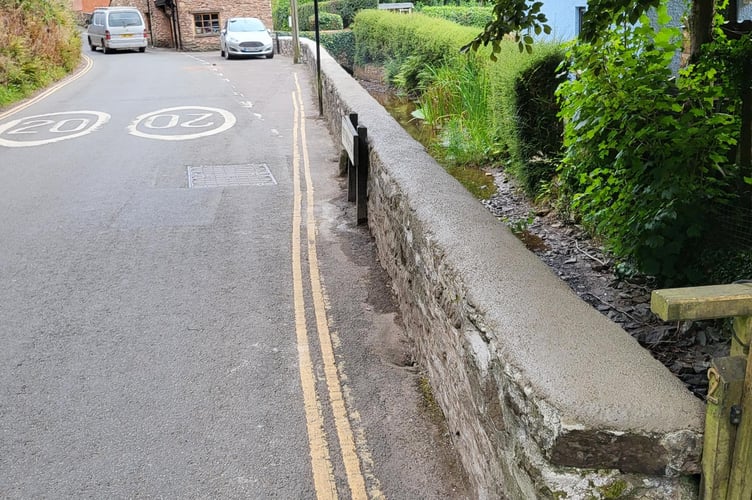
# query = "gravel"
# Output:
<box><xmin>482</xmin><ymin>169</ymin><xmax>731</xmax><ymax>400</ymax></box>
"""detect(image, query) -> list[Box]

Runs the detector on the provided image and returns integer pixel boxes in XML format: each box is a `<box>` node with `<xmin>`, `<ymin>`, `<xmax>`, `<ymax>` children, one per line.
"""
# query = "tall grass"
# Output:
<box><xmin>416</xmin><ymin>57</ymin><xmax>496</xmax><ymax>166</ymax></box>
<box><xmin>0</xmin><ymin>0</ymin><xmax>80</xmax><ymax>107</ymax></box>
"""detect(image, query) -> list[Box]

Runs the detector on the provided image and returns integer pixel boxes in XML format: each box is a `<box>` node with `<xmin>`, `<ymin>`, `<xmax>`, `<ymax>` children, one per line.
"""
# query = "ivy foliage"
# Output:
<box><xmin>273</xmin><ymin>0</ymin><xmax>375</xmax><ymax>31</ymax></box>
<box><xmin>556</xmin><ymin>7</ymin><xmax>741</xmax><ymax>284</ymax></box>
<box><xmin>460</xmin><ymin>0</ymin><xmax>551</xmax><ymax>56</ymax></box>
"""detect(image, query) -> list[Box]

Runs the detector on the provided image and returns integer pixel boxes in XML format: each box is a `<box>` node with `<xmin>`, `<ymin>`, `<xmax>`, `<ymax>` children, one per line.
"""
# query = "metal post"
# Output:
<box><xmin>313</xmin><ymin>0</ymin><xmax>323</xmax><ymax>116</ymax></box>
<box><xmin>356</xmin><ymin>125</ymin><xmax>368</xmax><ymax>225</ymax></box>
<box><xmin>347</xmin><ymin>113</ymin><xmax>357</xmax><ymax>203</ymax></box>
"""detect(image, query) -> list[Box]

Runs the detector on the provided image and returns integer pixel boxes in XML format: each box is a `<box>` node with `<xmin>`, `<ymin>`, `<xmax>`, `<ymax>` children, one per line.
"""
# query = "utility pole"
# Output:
<box><xmin>289</xmin><ymin>0</ymin><xmax>301</xmax><ymax>63</ymax></box>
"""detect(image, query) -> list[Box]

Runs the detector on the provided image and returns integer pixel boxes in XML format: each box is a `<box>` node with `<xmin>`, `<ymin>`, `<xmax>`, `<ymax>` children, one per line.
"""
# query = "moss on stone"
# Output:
<box><xmin>598</xmin><ymin>479</ymin><xmax>629</xmax><ymax>498</ymax></box>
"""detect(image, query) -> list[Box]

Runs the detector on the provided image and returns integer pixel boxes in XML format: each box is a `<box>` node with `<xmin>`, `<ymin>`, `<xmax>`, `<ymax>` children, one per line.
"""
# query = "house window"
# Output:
<box><xmin>576</xmin><ymin>6</ymin><xmax>586</xmax><ymax>36</ymax></box>
<box><xmin>194</xmin><ymin>13</ymin><xmax>220</xmax><ymax>36</ymax></box>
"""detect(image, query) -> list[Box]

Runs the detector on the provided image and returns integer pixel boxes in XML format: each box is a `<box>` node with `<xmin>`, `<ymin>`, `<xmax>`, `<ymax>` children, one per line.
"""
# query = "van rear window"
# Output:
<box><xmin>108</xmin><ymin>12</ymin><xmax>141</xmax><ymax>27</ymax></box>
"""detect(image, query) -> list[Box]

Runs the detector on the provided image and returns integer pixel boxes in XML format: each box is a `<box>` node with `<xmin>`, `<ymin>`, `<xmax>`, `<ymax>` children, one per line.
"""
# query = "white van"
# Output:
<box><xmin>87</xmin><ymin>7</ymin><xmax>148</xmax><ymax>54</ymax></box>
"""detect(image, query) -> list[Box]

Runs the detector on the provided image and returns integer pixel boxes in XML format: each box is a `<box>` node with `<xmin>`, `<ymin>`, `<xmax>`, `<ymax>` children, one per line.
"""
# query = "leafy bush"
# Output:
<box><xmin>322</xmin><ymin>12</ymin><xmax>344</xmax><ymax>30</ymax></box>
<box><xmin>418</xmin><ymin>6</ymin><xmax>492</xmax><ymax>27</ymax></box>
<box><xmin>701</xmin><ymin>248</ymin><xmax>752</xmax><ymax>285</ymax></box>
<box><xmin>320</xmin><ymin>29</ymin><xmax>355</xmax><ymax>70</ymax></box>
<box><xmin>556</xmin><ymin>7</ymin><xmax>740</xmax><ymax>285</ymax></box>
<box><xmin>511</xmin><ymin>49</ymin><xmax>565</xmax><ymax>195</ymax></box>
<box><xmin>275</xmin><ymin>0</ymin><xmax>374</xmax><ymax>31</ymax></box>
<box><xmin>272</xmin><ymin>0</ymin><xmax>291</xmax><ymax>31</ymax></box>
<box><xmin>326</xmin><ymin>0</ymin><xmax>377</xmax><ymax>27</ymax></box>
<box><xmin>301</xmin><ymin>7</ymin><xmax>343</xmax><ymax>30</ymax></box>
<box><xmin>0</xmin><ymin>0</ymin><xmax>80</xmax><ymax>106</ymax></box>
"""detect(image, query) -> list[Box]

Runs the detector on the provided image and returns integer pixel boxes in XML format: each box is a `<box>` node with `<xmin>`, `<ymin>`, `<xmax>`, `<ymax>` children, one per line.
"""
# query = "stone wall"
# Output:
<box><xmin>110</xmin><ymin>0</ymin><xmax>272</xmax><ymax>50</ymax></box>
<box><xmin>284</xmin><ymin>37</ymin><xmax>706</xmax><ymax>499</ymax></box>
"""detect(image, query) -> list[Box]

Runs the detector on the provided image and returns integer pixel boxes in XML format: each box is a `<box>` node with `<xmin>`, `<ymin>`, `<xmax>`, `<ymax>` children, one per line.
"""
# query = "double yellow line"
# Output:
<box><xmin>290</xmin><ymin>74</ymin><xmax>372</xmax><ymax>500</ymax></box>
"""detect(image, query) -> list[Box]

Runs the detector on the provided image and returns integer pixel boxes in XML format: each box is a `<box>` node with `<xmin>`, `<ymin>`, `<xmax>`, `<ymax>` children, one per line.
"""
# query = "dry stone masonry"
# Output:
<box><xmin>284</xmin><ymin>37</ymin><xmax>706</xmax><ymax>499</ymax></box>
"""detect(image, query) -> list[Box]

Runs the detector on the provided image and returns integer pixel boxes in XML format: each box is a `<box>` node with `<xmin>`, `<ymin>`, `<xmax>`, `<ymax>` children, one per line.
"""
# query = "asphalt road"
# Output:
<box><xmin>0</xmin><ymin>44</ymin><xmax>469</xmax><ymax>498</ymax></box>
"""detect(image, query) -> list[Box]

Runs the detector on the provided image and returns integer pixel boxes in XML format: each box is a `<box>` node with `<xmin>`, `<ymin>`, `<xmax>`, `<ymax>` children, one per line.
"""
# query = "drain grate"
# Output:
<box><xmin>187</xmin><ymin>164</ymin><xmax>277</xmax><ymax>188</ymax></box>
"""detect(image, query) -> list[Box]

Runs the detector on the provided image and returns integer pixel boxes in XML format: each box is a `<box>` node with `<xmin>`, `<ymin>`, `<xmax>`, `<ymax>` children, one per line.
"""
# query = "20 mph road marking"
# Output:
<box><xmin>0</xmin><ymin>111</ymin><xmax>110</xmax><ymax>148</ymax></box>
<box><xmin>128</xmin><ymin>106</ymin><xmax>236</xmax><ymax>141</ymax></box>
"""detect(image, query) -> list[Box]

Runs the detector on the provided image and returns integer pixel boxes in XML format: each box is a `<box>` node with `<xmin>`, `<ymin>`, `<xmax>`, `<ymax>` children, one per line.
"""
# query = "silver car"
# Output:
<box><xmin>87</xmin><ymin>7</ymin><xmax>148</xmax><ymax>54</ymax></box>
<box><xmin>219</xmin><ymin>17</ymin><xmax>274</xmax><ymax>60</ymax></box>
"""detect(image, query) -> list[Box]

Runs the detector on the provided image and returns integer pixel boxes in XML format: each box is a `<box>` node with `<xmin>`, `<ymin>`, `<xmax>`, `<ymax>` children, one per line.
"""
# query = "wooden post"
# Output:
<box><xmin>731</xmin><ymin>316</ymin><xmax>752</xmax><ymax>357</ymax></box>
<box><xmin>727</xmin><ymin>347</ymin><xmax>752</xmax><ymax>499</ymax></box>
<box><xmin>651</xmin><ymin>283</ymin><xmax>752</xmax><ymax>500</ymax></box>
<box><xmin>701</xmin><ymin>356</ymin><xmax>746</xmax><ymax>500</ymax></box>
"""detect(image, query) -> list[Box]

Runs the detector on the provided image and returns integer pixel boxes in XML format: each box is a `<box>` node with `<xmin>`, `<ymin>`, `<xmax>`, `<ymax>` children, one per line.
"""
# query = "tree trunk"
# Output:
<box><xmin>688</xmin><ymin>0</ymin><xmax>715</xmax><ymax>62</ymax></box>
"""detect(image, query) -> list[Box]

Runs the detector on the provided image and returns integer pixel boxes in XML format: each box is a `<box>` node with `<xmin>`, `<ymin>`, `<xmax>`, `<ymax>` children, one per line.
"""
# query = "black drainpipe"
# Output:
<box><xmin>173</xmin><ymin>0</ymin><xmax>183</xmax><ymax>50</ymax></box>
<box><xmin>146</xmin><ymin>0</ymin><xmax>154</xmax><ymax>46</ymax></box>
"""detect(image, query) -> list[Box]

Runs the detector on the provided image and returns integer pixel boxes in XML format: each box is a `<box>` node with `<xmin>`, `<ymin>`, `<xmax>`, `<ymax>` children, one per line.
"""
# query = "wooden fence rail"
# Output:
<box><xmin>651</xmin><ymin>283</ymin><xmax>752</xmax><ymax>499</ymax></box>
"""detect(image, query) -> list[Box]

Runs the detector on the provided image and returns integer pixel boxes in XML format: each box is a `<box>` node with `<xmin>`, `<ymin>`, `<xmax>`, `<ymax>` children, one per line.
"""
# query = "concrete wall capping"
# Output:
<box><xmin>284</xmin><ymin>37</ymin><xmax>704</xmax><ymax>498</ymax></box>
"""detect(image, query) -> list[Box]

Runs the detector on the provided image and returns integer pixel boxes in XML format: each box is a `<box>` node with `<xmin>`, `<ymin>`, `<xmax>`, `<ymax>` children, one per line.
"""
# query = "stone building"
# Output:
<box><xmin>109</xmin><ymin>0</ymin><xmax>273</xmax><ymax>51</ymax></box>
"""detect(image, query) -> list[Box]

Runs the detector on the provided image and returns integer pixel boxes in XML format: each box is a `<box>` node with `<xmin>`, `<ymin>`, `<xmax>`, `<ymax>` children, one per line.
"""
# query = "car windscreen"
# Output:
<box><xmin>227</xmin><ymin>18</ymin><xmax>265</xmax><ymax>32</ymax></box>
<box><xmin>108</xmin><ymin>12</ymin><xmax>142</xmax><ymax>27</ymax></box>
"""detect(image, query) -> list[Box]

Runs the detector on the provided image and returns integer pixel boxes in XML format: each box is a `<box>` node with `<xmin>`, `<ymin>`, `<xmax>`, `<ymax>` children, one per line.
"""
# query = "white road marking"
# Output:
<box><xmin>127</xmin><ymin>106</ymin><xmax>236</xmax><ymax>141</ymax></box>
<box><xmin>0</xmin><ymin>111</ymin><xmax>110</xmax><ymax>148</ymax></box>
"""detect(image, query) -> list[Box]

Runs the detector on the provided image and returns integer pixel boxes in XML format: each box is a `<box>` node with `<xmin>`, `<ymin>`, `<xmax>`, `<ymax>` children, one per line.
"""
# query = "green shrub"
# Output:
<box><xmin>272</xmin><ymin>0</ymin><xmax>291</xmax><ymax>31</ymax></box>
<box><xmin>320</xmin><ymin>29</ymin><xmax>354</xmax><ymax>69</ymax></box>
<box><xmin>511</xmin><ymin>49</ymin><xmax>565</xmax><ymax>195</ymax></box>
<box><xmin>701</xmin><ymin>248</ymin><xmax>752</xmax><ymax>285</ymax></box>
<box><xmin>0</xmin><ymin>0</ymin><xmax>80</xmax><ymax>107</ymax></box>
<box><xmin>327</xmin><ymin>0</ymin><xmax>377</xmax><ymax>27</ymax></box>
<box><xmin>319</xmin><ymin>12</ymin><xmax>344</xmax><ymax>30</ymax></box>
<box><xmin>299</xmin><ymin>3</ymin><xmax>344</xmax><ymax>30</ymax></box>
<box><xmin>556</xmin><ymin>7</ymin><xmax>740</xmax><ymax>285</ymax></box>
<box><xmin>353</xmin><ymin>10</ymin><xmax>477</xmax><ymax>92</ymax></box>
<box><xmin>418</xmin><ymin>6</ymin><xmax>492</xmax><ymax>27</ymax></box>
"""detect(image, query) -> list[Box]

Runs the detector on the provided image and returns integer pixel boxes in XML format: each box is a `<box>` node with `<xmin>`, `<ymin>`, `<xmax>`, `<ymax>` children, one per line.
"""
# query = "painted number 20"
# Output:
<box><xmin>7</xmin><ymin>118</ymin><xmax>91</xmax><ymax>135</ymax></box>
<box><xmin>142</xmin><ymin>113</ymin><xmax>215</xmax><ymax>129</ymax></box>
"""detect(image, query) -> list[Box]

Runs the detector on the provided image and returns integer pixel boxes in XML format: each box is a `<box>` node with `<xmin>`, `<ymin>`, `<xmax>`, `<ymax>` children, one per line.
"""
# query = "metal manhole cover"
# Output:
<box><xmin>187</xmin><ymin>164</ymin><xmax>277</xmax><ymax>188</ymax></box>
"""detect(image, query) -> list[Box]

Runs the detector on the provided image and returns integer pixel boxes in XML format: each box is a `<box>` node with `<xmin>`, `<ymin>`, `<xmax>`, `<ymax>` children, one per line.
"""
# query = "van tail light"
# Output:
<box><xmin>105</xmin><ymin>30</ymin><xmax>111</xmax><ymax>40</ymax></box>
<box><xmin>143</xmin><ymin>29</ymin><xmax>148</xmax><ymax>38</ymax></box>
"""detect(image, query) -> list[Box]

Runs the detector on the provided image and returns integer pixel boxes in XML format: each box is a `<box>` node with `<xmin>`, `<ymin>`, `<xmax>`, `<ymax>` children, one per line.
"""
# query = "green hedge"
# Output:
<box><xmin>353</xmin><ymin>11</ymin><xmax>477</xmax><ymax>90</ymax></box>
<box><xmin>299</xmin><ymin>3</ymin><xmax>343</xmax><ymax>30</ymax></box>
<box><xmin>418</xmin><ymin>6</ymin><xmax>492</xmax><ymax>27</ymax></box>
<box><xmin>353</xmin><ymin>10</ymin><xmax>564</xmax><ymax>195</ymax></box>
<box><xmin>509</xmin><ymin>49</ymin><xmax>566</xmax><ymax>195</ymax></box>
<box><xmin>274</xmin><ymin>0</ymin><xmax>375</xmax><ymax>30</ymax></box>
<box><xmin>320</xmin><ymin>29</ymin><xmax>354</xmax><ymax>70</ymax></box>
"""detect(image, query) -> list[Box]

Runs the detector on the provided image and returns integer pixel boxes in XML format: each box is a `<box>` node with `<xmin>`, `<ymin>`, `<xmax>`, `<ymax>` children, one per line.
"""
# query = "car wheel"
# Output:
<box><xmin>220</xmin><ymin>47</ymin><xmax>225</xmax><ymax>58</ymax></box>
<box><xmin>225</xmin><ymin>50</ymin><xmax>233</xmax><ymax>60</ymax></box>
<box><xmin>139</xmin><ymin>47</ymin><xmax>146</xmax><ymax>53</ymax></box>
<box><xmin>266</xmin><ymin>52</ymin><xmax>274</xmax><ymax>59</ymax></box>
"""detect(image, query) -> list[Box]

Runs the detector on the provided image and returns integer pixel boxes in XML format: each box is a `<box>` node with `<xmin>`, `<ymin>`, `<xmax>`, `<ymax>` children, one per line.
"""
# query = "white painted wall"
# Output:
<box><xmin>538</xmin><ymin>0</ymin><xmax>586</xmax><ymax>41</ymax></box>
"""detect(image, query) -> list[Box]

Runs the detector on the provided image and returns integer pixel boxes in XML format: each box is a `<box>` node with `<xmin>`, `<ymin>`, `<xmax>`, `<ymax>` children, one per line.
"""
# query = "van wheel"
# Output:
<box><xmin>88</xmin><ymin>37</ymin><xmax>97</xmax><ymax>51</ymax></box>
<box><xmin>139</xmin><ymin>47</ymin><xmax>146</xmax><ymax>53</ymax></box>
<box><xmin>103</xmin><ymin>44</ymin><xmax>112</xmax><ymax>54</ymax></box>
